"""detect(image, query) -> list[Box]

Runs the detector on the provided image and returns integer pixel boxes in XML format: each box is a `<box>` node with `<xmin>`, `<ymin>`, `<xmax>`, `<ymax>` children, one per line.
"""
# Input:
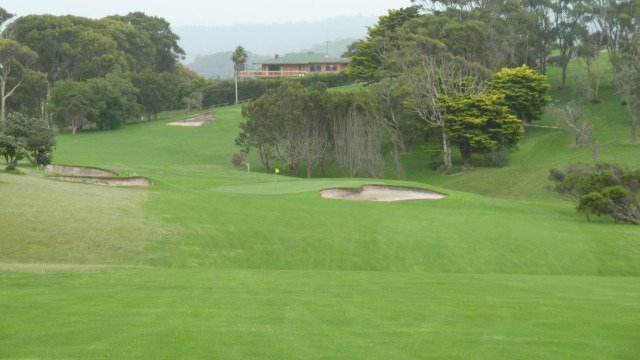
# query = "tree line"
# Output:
<box><xmin>0</xmin><ymin>6</ymin><xmax>352</xmax><ymax>169</ymax></box>
<box><xmin>236</xmin><ymin>0</ymin><xmax>640</xmax><ymax>228</ymax></box>
<box><xmin>237</xmin><ymin>1</ymin><xmax>559</xmax><ymax>175</ymax></box>
<box><xmin>236</xmin><ymin>65</ymin><xmax>544</xmax><ymax>177</ymax></box>
<box><xmin>347</xmin><ymin>0</ymin><xmax>639</xmax><ymax>146</ymax></box>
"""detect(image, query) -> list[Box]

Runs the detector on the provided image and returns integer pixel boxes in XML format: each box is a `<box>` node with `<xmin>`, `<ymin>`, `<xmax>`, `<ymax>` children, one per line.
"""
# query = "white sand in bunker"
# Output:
<box><xmin>46</xmin><ymin>164</ymin><xmax>151</xmax><ymax>187</ymax></box>
<box><xmin>51</xmin><ymin>176</ymin><xmax>151</xmax><ymax>187</ymax></box>
<box><xmin>320</xmin><ymin>185</ymin><xmax>446</xmax><ymax>202</ymax></box>
<box><xmin>167</xmin><ymin>113</ymin><xmax>215</xmax><ymax>127</ymax></box>
<box><xmin>45</xmin><ymin>164</ymin><xmax>115</xmax><ymax>176</ymax></box>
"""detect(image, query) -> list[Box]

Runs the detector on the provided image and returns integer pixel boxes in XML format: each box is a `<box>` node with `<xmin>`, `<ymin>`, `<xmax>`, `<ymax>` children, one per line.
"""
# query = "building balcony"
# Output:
<box><xmin>239</xmin><ymin>70</ymin><xmax>310</xmax><ymax>78</ymax></box>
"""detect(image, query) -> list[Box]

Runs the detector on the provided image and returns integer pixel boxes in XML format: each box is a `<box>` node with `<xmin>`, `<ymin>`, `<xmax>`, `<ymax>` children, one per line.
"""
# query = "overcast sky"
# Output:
<box><xmin>3</xmin><ymin>0</ymin><xmax>416</xmax><ymax>26</ymax></box>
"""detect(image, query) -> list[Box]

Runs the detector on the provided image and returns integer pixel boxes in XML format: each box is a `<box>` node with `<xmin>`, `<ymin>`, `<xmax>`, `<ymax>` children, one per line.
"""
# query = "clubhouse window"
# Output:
<box><xmin>310</xmin><ymin>64</ymin><xmax>321</xmax><ymax>72</ymax></box>
<box><xmin>326</xmin><ymin>64</ymin><xmax>337</xmax><ymax>71</ymax></box>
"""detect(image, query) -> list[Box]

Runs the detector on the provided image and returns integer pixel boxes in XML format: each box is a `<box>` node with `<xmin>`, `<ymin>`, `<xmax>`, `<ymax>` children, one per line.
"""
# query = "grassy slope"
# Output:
<box><xmin>1</xmin><ymin>270</ymin><xmax>638</xmax><ymax>359</ymax></box>
<box><xmin>1</xmin><ymin>60</ymin><xmax>639</xmax><ymax>358</ymax></box>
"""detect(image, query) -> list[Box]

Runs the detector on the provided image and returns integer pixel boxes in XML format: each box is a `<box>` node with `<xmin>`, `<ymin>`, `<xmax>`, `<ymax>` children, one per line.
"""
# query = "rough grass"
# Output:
<box><xmin>0</xmin><ymin>168</ymin><xmax>168</xmax><ymax>265</ymax></box>
<box><xmin>1</xmin><ymin>57</ymin><xmax>640</xmax><ymax>358</ymax></box>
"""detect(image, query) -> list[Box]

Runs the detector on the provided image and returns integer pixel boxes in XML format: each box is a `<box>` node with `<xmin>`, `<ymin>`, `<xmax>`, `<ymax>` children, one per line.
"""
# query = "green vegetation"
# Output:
<box><xmin>1</xmin><ymin>113</ymin><xmax>55</xmax><ymax>167</ymax></box>
<box><xmin>2</xmin><ymin>60</ymin><xmax>640</xmax><ymax>356</ymax></box>
<box><xmin>1</xmin><ymin>1</ymin><xmax>640</xmax><ymax>358</ymax></box>
<box><xmin>487</xmin><ymin>65</ymin><xmax>552</xmax><ymax>124</ymax></box>
<box><xmin>550</xmin><ymin>162</ymin><xmax>640</xmax><ymax>224</ymax></box>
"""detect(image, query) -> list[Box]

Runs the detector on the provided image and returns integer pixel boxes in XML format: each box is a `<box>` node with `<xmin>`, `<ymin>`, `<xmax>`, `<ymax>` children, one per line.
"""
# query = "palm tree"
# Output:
<box><xmin>231</xmin><ymin>45</ymin><xmax>248</xmax><ymax>104</ymax></box>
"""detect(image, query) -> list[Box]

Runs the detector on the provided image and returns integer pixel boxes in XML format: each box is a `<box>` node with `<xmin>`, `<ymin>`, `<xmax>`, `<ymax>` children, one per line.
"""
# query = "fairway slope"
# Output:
<box><xmin>2</xmin><ymin>77</ymin><xmax>640</xmax><ymax>358</ymax></box>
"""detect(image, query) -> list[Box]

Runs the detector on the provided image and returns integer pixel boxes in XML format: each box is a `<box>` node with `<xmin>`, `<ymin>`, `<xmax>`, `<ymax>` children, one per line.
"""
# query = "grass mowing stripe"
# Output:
<box><xmin>1</xmin><ymin>269</ymin><xmax>638</xmax><ymax>359</ymax></box>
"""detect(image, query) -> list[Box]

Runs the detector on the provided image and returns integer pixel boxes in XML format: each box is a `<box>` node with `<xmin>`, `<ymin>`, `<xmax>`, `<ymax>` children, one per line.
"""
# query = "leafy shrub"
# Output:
<box><xmin>4</xmin><ymin>113</ymin><xmax>55</xmax><ymax>167</ymax></box>
<box><xmin>482</xmin><ymin>147</ymin><xmax>510</xmax><ymax>167</ymax></box>
<box><xmin>549</xmin><ymin>162</ymin><xmax>640</xmax><ymax>224</ymax></box>
<box><xmin>0</xmin><ymin>135</ymin><xmax>26</xmax><ymax>170</ymax></box>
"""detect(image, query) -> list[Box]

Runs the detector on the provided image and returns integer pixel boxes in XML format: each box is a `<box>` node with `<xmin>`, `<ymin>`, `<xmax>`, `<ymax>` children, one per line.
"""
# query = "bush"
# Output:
<box><xmin>4</xmin><ymin>113</ymin><xmax>56</xmax><ymax>167</ymax></box>
<box><xmin>549</xmin><ymin>162</ymin><xmax>640</xmax><ymax>224</ymax></box>
<box><xmin>482</xmin><ymin>147</ymin><xmax>510</xmax><ymax>167</ymax></box>
<box><xmin>35</xmin><ymin>152</ymin><xmax>53</xmax><ymax>168</ymax></box>
<box><xmin>0</xmin><ymin>135</ymin><xmax>26</xmax><ymax>170</ymax></box>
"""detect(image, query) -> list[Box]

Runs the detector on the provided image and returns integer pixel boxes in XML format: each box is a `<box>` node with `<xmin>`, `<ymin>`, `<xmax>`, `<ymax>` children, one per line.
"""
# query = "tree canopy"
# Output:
<box><xmin>442</xmin><ymin>93</ymin><xmax>524</xmax><ymax>168</ymax></box>
<box><xmin>486</xmin><ymin>65</ymin><xmax>551</xmax><ymax>124</ymax></box>
<box><xmin>0</xmin><ymin>37</ymin><xmax>40</xmax><ymax>125</ymax></box>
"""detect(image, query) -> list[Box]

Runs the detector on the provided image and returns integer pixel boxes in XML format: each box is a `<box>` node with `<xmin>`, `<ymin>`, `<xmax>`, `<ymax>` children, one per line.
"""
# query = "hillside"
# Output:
<box><xmin>1</xmin><ymin>58</ymin><xmax>639</xmax><ymax>358</ymax></box>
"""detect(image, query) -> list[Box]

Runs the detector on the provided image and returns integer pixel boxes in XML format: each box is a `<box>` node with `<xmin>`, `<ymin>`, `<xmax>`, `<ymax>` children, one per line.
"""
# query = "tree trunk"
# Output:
<box><xmin>591</xmin><ymin>143</ymin><xmax>600</xmax><ymax>164</ymax></box>
<box><xmin>442</xmin><ymin>132</ymin><xmax>452</xmax><ymax>171</ymax></box>
<box><xmin>25</xmin><ymin>153</ymin><xmax>37</xmax><ymax>166</ymax></box>
<box><xmin>460</xmin><ymin>146</ymin><xmax>472</xmax><ymax>170</ymax></box>
<box><xmin>561</xmin><ymin>62</ymin><xmax>569</xmax><ymax>89</ymax></box>
<box><xmin>0</xmin><ymin>81</ymin><xmax>5</xmax><ymax>128</ymax></box>
<box><xmin>234</xmin><ymin>72</ymin><xmax>239</xmax><ymax>104</ymax></box>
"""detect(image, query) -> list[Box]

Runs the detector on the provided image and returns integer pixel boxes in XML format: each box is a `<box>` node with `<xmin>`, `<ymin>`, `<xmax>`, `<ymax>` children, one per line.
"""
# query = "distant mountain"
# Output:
<box><xmin>187</xmin><ymin>39</ymin><xmax>356</xmax><ymax>79</ymax></box>
<box><xmin>188</xmin><ymin>51</ymin><xmax>270</xmax><ymax>80</ymax></box>
<box><xmin>174</xmin><ymin>15</ymin><xmax>375</xmax><ymax>63</ymax></box>
<box><xmin>299</xmin><ymin>38</ymin><xmax>357</xmax><ymax>58</ymax></box>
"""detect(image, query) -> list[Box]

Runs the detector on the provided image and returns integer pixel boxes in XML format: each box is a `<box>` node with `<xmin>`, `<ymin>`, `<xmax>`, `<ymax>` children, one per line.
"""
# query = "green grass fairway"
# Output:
<box><xmin>2</xmin><ymin>61</ymin><xmax>640</xmax><ymax>358</ymax></box>
<box><xmin>1</xmin><ymin>270</ymin><xmax>638</xmax><ymax>359</ymax></box>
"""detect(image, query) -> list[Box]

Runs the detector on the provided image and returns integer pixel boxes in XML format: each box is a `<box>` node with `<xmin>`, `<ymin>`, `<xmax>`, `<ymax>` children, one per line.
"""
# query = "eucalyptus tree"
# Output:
<box><xmin>97</xmin><ymin>16</ymin><xmax>155</xmax><ymax>72</ymax></box>
<box><xmin>115</xmin><ymin>12</ymin><xmax>185</xmax><ymax>72</ymax></box>
<box><xmin>47</xmin><ymin>79</ymin><xmax>91</xmax><ymax>134</ymax></box>
<box><xmin>346</xmin><ymin>5</ymin><xmax>421</xmax><ymax>83</ymax></box>
<box><xmin>5</xmin><ymin>68</ymin><xmax>48</xmax><ymax>119</ymax></box>
<box><xmin>522</xmin><ymin>0</ymin><xmax>554</xmax><ymax>74</ymax></box>
<box><xmin>394</xmin><ymin>34</ymin><xmax>488</xmax><ymax>171</ymax></box>
<box><xmin>10</xmin><ymin>12</ymin><xmax>184</xmax><ymax>84</ymax></box>
<box><xmin>0</xmin><ymin>7</ymin><xmax>13</xmax><ymax>31</ymax></box>
<box><xmin>231</xmin><ymin>45</ymin><xmax>248</xmax><ymax>104</ymax></box>
<box><xmin>590</xmin><ymin>0</ymin><xmax>640</xmax><ymax>143</ymax></box>
<box><xmin>369</xmin><ymin>77</ymin><xmax>415</xmax><ymax>153</ymax></box>
<box><xmin>9</xmin><ymin>15</ymin><xmax>125</xmax><ymax>84</ymax></box>
<box><xmin>130</xmin><ymin>70</ymin><xmax>180</xmax><ymax>120</ymax></box>
<box><xmin>0</xmin><ymin>37</ymin><xmax>38</xmax><ymax>126</ymax></box>
<box><xmin>575</xmin><ymin>30</ymin><xmax>606</xmax><ymax>103</ymax></box>
<box><xmin>615</xmin><ymin>46</ymin><xmax>640</xmax><ymax>143</ymax></box>
<box><xmin>328</xmin><ymin>91</ymin><xmax>384</xmax><ymax>178</ymax></box>
<box><xmin>411</xmin><ymin>0</ymin><xmax>552</xmax><ymax>72</ymax></box>
<box><xmin>549</xmin><ymin>0</ymin><xmax>589</xmax><ymax>89</ymax></box>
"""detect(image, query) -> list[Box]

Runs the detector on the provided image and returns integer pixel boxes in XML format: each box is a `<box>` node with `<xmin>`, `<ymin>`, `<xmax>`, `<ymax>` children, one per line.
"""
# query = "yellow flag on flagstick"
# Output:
<box><xmin>275</xmin><ymin>168</ymin><xmax>280</xmax><ymax>174</ymax></box>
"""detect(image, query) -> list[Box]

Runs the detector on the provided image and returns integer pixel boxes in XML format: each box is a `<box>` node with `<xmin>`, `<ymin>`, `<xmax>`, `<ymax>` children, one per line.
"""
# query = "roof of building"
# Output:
<box><xmin>256</xmin><ymin>52</ymin><xmax>350</xmax><ymax>65</ymax></box>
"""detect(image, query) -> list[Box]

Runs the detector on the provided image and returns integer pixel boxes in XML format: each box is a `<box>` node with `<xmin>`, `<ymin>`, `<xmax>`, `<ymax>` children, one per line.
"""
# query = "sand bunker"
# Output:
<box><xmin>167</xmin><ymin>112</ymin><xmax>215</xmax><ymax>127</ymax></box>
<box><xmin>45</xmin><ymin>164</ymin><xmax>115</xmax><ymax>176</ymax></box>
<box><xmin>51</xmin><ymin>176</ymin><xmax>151</xmax><ymax>187</ymax></box>
<box><xmin>320</xmin><ymin>185</ymin><xmax>446</xmax><ymax>202</ymax></box>
<box><xmin>45</xmin><ymin>164</ymin><xmax>150</xmax><ymax>187</ymax></box>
